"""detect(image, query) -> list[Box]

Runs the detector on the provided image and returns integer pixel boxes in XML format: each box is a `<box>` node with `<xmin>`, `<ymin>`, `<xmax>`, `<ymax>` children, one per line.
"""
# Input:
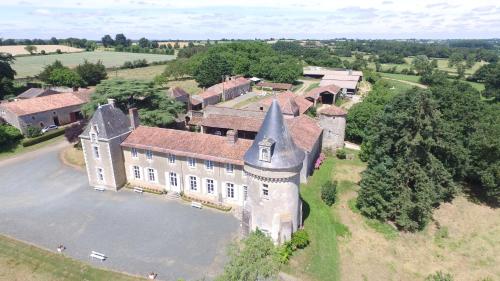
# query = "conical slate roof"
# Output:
<box><xmin>244</xmin><ymin>99</ymin><xmax>305</xmax><ymax>170</ymax></box>
<box><xmin>82</xmin><ymin>104</ymin><xmax>131</xmax><ymax>139</ymax></box>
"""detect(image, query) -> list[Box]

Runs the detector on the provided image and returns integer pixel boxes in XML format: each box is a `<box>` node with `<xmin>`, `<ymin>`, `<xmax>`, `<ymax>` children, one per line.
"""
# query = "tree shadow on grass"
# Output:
<box><xmin>463</xmin><ymin>183</ymin><xmax>499</xmax><ymax>209</ymax></box>
<box><xmin>0</xmin><ymin>141</ymin><xmax>21</xmax><ymax>154</ymax></box>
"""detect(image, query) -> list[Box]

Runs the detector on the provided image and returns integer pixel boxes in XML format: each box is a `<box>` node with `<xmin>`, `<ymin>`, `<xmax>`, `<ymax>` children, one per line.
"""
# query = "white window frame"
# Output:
<box><xmin>168</xmin><ymin>154</ymin><xmax>176</xmax><ymax>164</ymax></box>
<box><xmin>189</xmin><ymin>175</ymin><xmax>198</xmax><ymax>191</ymax></box>
<box><xmin>225</xmin><ymin>163</ymin><xmax>234</xmax><ymax>174</ymax></box>
<box><xmin>131</xmin><ymin>148</ymin><xmax>138</xmax><ymax>158</ymax></box>
<box><xmin>145</xmin><ymin>150</ymin><xmax>153</xmax><ymax>160</ymax></box>
<box><xmin>96</xmin><ymin>167</ymin><xmax>104</xmax><ymax>182</ymax></box>
<box><xmin>206</xmin><ymin>178</ymin><xmax>215</xmax><ymax>194</ymax></box>
<box><xmin>90</xmin><ymin>133</ymin><xmax>97</xmax><ymax>143</ymax></box>
<box><xmin>188</xmin><ymin>157</ymin><xmax>196</xmax><ymax>168</ymax></box>
<box><xmin>93</xmin><ymin>145</ymin><xmax>100</xmax><ymax>159</ymax></box>
<box><xmin>205</xmin><ymin>160</ymin><xmax>214</xmax><ymax>170</ymax></box>
<box><xmin>147</xmin><ymin>167</ymin><xmax>157</xmax><ymax>183</ymax></box>
<box><xmin>169</xmin><ymin>172</ymin><xmax>178</xmax><ymax>187</ymax></box>
<box><xmin>93</xmin><ymin>124</ymin><xmax>99</xmax><ymax>134</ymax></box>
<box><xmin>133</xmin><ymin>165</ymin><xmax>141</xmax><ymax>180</ymax></box>
<box><xmin>262</xmin><ymin>183</ymin><xmax>269</xmax><ymax>199</ymax></box>
<box><xmin>226</xmin><ymin>182</ymin><xmax>235</xmax><ymax>199</ymax></box>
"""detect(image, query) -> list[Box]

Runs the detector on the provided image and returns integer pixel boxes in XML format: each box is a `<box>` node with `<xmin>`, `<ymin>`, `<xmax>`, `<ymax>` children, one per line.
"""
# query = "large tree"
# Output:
<box><xmin>101</xmin><ymin>35</ymin><xmax>114</xmax><ymax>47</ymax></box>
<box><xmin>75</xmin><ymin>60</ymin><xmax>107</xmax><ymax>86</ymax></box>
<box><xmin>0</xmin><ymin>52</ymin><xmax>16</xmax><ymax>99</ymax></box>
<box><xmin>82</xmin><ymin>79</ymin><xmax>184</xmax><ymax>128</ymax></box>
<box><xmin>194</xmin><ymin>52</ymin><xmax>231</xmax><ymax>88</ymax></box>
<box><xmin>38</xmin><ymin>60</ymin><xmax>65</xmax><ymax>82</ymax></box>
<box><xmin>48</xmin><ymin>68</ymin><xmax>85</xmax><ymax>88</ymax></box>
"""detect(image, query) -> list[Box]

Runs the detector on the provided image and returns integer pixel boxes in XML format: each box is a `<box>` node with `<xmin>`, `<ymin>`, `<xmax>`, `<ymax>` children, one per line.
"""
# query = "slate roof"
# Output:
<box><xmin>121</xmin><ymin>126</ymin><xmax>253</xmax><ymax>165</ymax></box>
<box><xmin>81</xmin><ymin>104</ymin><xmax>131</xmax><ymax>140</ymax></box>
<box><xmin>1</xmin><ymin>92</ymin><xmax>88</xmax><ymax>116</ymax></box>
<box><xmin>244</xmin><ymin>100</ymin><xmax>305</xmax><ymax>170</ymax></box>
<box><xmin>17</xmin><ymin>88</ymin><xmax>59</xmax><ymax>99</ymax></box>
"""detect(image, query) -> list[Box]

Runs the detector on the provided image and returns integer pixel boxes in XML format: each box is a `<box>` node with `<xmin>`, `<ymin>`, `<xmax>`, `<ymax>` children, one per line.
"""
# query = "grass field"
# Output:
<box><xmin>12</xmin><ymin>51</ymin><xmax>175</xmax><ymax>78</ymax></box>
<box><xmin>0</xmin><ymin>45</ymin><xmax>83</xmax><ymax>56</ymax></box>
<box><xmin>0</xmin><ymin>135</ymin><xmax>65</xmax><ymax>160</ymax></box>
<box><xmin>380</xmin><ymin>72</ymin><xmax>486</xmax><ymax>91</ymax></box>
<box><xmin>0</xmin><ymin>234</ymin><xmax>142</xmax><ymax>281</ymax></box>
<box><xmin>108</xmin><ymin>64</ymin><xmax>166</xmax><ymax>81</ymax></box>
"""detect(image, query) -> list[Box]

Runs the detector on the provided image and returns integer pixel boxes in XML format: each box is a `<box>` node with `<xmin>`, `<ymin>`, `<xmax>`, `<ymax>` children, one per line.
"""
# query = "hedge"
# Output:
<box><xmin>22</xmin><ymin>128</ymin><xmax>65</xmax><ymax>147</ymax></box>
<box><xmin>181</xmin><ymin>194</ymin><xmax>232</xmax><ymax>212</ymax></box>
<box><xmin>124</xmin><ymin>183</ymin><xmax>166</xmax><ymax>195</ymax></box>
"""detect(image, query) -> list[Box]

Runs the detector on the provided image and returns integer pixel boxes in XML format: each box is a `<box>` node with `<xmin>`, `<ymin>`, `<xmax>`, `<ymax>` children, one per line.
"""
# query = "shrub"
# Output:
<box><xmin>64</xmin><ymin>120</ymin><xmax>87</xmax><ymax>143</ymax></box>
<box><xmin>26</xmin><ymin>125</ymin><xmax>42</xmax><ymax>138</ymax></box>
<box><xmin>425</xmin><ymin>271</ymin><xmax>453</xmax><ymax>281</ymax></box>
<box><xmin>22</xmin><ymin>128</ymin><xmax>64</xmax><ymax>147</ymax></box>
<box><xmin>291</xmin><ymin>229</ymin><xmax>309</xmax><ymax>249</ymax></box>
<box><xmin>321</xmin><ymin>180</ymin><xmax>337</xmax><ymax>206</ymax></box>
<box><xmin>40</xmin><ymin>50</ymin><xmax>46</xmax><ymax>55</ymax></box>
<box><xmin>56</xmin><ymin>49</ymin><xmax>62</xmax><ymax>54</ymax></box>
<box><xmin>277</xmin><ymin>241</ymin><xmax>293</xmax><ymax>264</ymax></box>
<box><xmin>0</xmin><ymin>124</ymin><xmax>23</xmax><ymax>148</ymax></box>
<box><xmin>336</xmin><ymin>148</ymin><xmax>346</xmax><ymax>159</ymax></box>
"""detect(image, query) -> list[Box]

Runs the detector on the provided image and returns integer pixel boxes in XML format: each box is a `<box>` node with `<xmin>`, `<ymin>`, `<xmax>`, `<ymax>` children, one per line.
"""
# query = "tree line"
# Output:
<box><xmin>0</xmin><ymin>37</ymin><xmax>96</xmax><ymax>50</ymax></box>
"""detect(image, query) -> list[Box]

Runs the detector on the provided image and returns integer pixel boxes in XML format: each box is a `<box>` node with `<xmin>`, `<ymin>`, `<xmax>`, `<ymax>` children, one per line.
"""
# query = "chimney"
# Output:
<box><xmin>107</xmin><ymin>98</ymin><xmax>116</xmax><ymax>108</ymax></box>
<box><xmin>129</xmin><ymin>108</ymin><xmax>140</xmax><ymax>129</ymax></box>
<box><xmin>348</xmin><ymin>69</ymin><xmax>353</xmax><ymax>75</ymax></box>
<box><xmin>226</xmin><ymin>129</ymin><xmax>238</xmax><ymax>144</ymax></box>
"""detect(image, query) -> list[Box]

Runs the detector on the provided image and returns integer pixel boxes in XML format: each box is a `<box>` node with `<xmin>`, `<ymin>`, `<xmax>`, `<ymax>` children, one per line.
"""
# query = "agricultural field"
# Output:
<box><xmin>12</xmin><ymin>51</ymin><xmax>175</xmax><ymax>78</ymax></box>
<box><xmin>108</xmin><ymin>64</ymin><xmax>166</xmax><ymax>81</ymax></box>
<box><xmin>165</xmin><ymin>79</ymin><xmax>202</xmax><ymax>95</ymax></box>
<box><xmin>0</xmin><ymin>45</ymin><xmax>83</xmax><ymax>56</ymax></box>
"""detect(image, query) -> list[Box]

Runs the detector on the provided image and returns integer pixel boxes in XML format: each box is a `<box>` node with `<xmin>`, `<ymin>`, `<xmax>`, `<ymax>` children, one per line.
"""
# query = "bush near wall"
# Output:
<box><xmin>22</xmin><ymin>128</ymin><xmax>65</xmax><ymax>147</ymax></box>
<box><xmin>181</xmin><ymin>194</ymin><xmax>232</xmax><ymax>212</ymax></box>
<box><xmin>124</xmin><ymin>183</ymin><xmax>166</xmax><ymax>195</ymax></box>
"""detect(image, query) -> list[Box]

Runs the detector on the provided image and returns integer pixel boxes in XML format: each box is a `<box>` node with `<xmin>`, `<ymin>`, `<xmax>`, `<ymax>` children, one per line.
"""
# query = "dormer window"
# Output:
<box><xmin>93</xmin><ymin>124</ymin><xmax>99</xmax><ymax>135</ymax></box>
<box><xmin>258</xmin><ymin>137</ymin><xmax>275</xmax><ymax>162</ymax></box>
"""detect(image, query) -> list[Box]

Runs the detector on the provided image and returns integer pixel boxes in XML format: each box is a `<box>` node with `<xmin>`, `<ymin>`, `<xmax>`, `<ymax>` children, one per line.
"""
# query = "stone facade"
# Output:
<box><xmin>318</xmin><ymin>114</ymin><xmax>346</xmax><ymax>150</ymax></box>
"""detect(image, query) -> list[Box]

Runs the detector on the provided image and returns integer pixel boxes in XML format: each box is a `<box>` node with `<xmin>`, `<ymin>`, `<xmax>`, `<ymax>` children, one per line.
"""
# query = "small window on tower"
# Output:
<box><xmin>262</xmin><ymin>183</ymin><xmax>269</xmax><ymax>199</ymax></box>
<box><xmin>258</xmin><ymin>137</ymin><xmax>274</xmax><ymax>162</ymax></box>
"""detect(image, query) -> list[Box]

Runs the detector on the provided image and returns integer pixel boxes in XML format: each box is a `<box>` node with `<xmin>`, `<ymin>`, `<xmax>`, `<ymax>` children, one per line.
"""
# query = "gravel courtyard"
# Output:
<box><xmin>0</xmin><ymin>142</ymin><xmax>240</xmax><ymax>281</ymax></box>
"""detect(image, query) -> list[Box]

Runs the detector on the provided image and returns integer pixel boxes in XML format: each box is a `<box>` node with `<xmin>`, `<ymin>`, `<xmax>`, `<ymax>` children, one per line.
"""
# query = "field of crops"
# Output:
<box><xmin>12</xmin><ymin>51</ymin><xmax>175</xmax><ymax>78</ymax></box>
<box><xmin>0</xmin><ymin>45</ymin><xmax>83</xmax><ymax>56</ymax></box>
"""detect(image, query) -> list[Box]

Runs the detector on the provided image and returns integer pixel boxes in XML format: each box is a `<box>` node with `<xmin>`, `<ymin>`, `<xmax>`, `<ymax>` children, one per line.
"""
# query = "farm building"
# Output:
<box><xmin>305</xmin><ymin>84</ymin><xmax>342</xmax><ymax>105</ymax></box>
<box><xmin>16</xmin><ymin>88</ymin><xmax>59</xmax><ymax>99</ymax></box>
<box><xmin>191</xmin><ymin>77</ymin><xmax>251</xmax><ymax>109</ymax></box>
<box><xmin>303</xmin><ymin>66</ymin><xmax>363</xmax><ymax>94</ymax></box>
<box><xmin>256</xmin><ymin>81</ymin><xmax>293</xmax><ymax>91</ymax></box>
<box><xmin>0</xmin><ymin>91</ymin><xmax>91</xmax><ymax>134</ymax></box>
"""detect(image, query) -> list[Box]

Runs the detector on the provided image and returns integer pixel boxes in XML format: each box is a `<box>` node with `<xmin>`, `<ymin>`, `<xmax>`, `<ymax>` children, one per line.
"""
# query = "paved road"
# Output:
<box><xmin>0</xmin><ymin>142</ymin><xmax>239</xmax><ymax>281</ymax></box>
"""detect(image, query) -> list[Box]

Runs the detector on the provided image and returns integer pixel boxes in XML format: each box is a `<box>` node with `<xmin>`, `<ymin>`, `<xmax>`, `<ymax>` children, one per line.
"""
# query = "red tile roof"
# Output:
<box><xmin>319</xmin><ymin>105</ymin><xmax>347</xmax><ymax>116</ymax></box>
<box><xmin>201</xmin><ymin>115</ymin><xmax>263</xmax><ymax>132</ymax></box>
<box><xmin>305</xmin><ymin>84</ymin><xmax>341</xmax><ymax>100</ymax></box>
<box><xmin>199</xmin><ymin>77</ymin><xmax>250</xmax><ymax>99</ymax></box>
<box><xmin>169</xmin><ymin>87</ymin><xmax>189</xmax><ymax>99</ymax></box>
<box><xmin>256</xmin><ymin>81</ymin><xmax>293</xmax><ymax>90</ymax></box>
<box><xmin>260</xmin><ymin>91</ymin><xmax>313</xmax><ymax>115</ymax></box>
<box><xmin>121</xmin><ymin>126</ymin><xmax>253</xmax><ymax>165</ymax></box>
<box><xmin>1</xmin><ymin>92</ymin><xmax>89</xmax><ymax>116</ymax></box>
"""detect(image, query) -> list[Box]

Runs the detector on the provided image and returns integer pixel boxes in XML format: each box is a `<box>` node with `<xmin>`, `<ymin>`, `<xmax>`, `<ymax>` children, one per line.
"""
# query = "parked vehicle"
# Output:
<box><xmin>42</xmin><ymin>125</ymin><xmax>58</xmax><ymax>133</ymax></box>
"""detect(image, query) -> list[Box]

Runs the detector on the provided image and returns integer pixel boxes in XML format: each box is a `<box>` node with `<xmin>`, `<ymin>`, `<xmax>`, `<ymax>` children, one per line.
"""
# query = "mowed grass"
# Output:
<box><xmin>0</xmin><ymin>235</ymin><xmax>142</xmax><ymax>281</ymax></box>
<box><xmin>0</xmin><ymin>135</ymin><xmax>65</xmax><ymax>160</ymax></box>
<box><xmin>108</xmin><ymin>64</ymin><xmax>166</xmax><ymax>81</ymax></box>
<box><xmin>12</xmin><ymin>51</ymin><xmax>175</xmax><ymax>78</ymax></box>
<box><xmin>165</xmin><ymin>79</ymin><xmax>202</xmax><ymax>95</ymax></box>
<box><xmin>283</xmin><ymin>157</ymin><xmax>340</xmax><ymax>281</ymax></box>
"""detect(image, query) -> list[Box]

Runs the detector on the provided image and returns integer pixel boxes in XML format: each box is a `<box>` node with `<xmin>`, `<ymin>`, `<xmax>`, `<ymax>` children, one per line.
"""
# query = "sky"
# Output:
<box><xmin>0</xmin><ymin>0</ymin><xmax>499</xmax><ymax>40</ymax></box>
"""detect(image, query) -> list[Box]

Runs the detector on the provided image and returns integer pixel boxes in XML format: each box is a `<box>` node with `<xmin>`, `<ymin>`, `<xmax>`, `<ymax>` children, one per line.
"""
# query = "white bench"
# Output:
<box><xmin>133</xmin><ymin>187</ymin><xmax>144</xmax><ymax>194</ymax></box>
<box><xmin>94</xmin><ymin>187</ymin><xmax>105</xmax><ymax>192</ymax></box>
<box><xmin>191</xmin><ymin>201</ymin><xmax>203</xmax><ymax>209</ymax></box>
<box><xmin>90</xmin><ymin>251</ymin><xmax>106</xmax><ymax>261</ymax></box>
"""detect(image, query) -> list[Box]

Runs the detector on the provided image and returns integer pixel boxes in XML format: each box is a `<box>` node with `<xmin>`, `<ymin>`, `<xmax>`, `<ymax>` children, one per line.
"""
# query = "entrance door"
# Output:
<box><xmin>167</xmin><ymin>172</ymin><xmax>181</xmax><ymax>193</ymax></box>
<box><xmin>53</xmin><ymin>116</ymin><xmax>60</xmax><ymax>126</ymax></box>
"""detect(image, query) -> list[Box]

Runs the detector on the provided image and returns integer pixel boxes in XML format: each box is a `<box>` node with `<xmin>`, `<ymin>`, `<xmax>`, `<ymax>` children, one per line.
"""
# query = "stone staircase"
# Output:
<box><xmin>165</xmin><ymin>192</ymin><xmax>180</xmax><ymax>200</ymax></box>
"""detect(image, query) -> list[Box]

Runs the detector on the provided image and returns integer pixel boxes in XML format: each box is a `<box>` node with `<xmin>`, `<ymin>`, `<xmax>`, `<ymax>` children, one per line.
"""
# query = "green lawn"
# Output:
<box><xmin>0</xmin><ymin>235</ymin><xmax>142</xmax><ymax>281</ymax></box>
<box><xmin>283</xmin><ymin>157</ymin><xmax>340</xmax><ymax>281</ymax></box>
<box><xmin>305</xmin><ymin>82</ymin><xmax>320</xmax><ymax>93</ymax></box>
<box><xmin>108</xmin><ymin>64</ymin><xmax>166</xmax><ymax>81</ymax></box>
<box><xmin>12</xmin><ymin>51</ymin><xmax>175</xmax><ymax>78</ymax></box>
<box><xmin>379</xmin><ymin>72</ymin><xmax>421</xmax><ymax>83</ymax></box>
<box><xmin>0</xmin><ymin>135</ymin><xmax>65</xmax><ymax>160</ymax></box>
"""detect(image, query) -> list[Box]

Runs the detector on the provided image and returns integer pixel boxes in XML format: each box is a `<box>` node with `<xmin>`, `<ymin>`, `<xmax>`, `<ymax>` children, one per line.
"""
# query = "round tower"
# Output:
<box><xmin>243</xmin><ymin>100</ymin><xmax>305</xmax><ymax>244</ymax></box>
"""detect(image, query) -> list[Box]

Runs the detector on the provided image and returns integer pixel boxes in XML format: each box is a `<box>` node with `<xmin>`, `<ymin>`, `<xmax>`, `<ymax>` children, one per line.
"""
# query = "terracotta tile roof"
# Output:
<box><xmin>287</xmin><ymin>115</ymin><xmax>323</xmax><ymax>152</ymax></box>
<box><xmin>168</xmin><ymin>87</ymin><xmax>189</xmax><ymax>99</ymax></box>
<box><xmin>319</xmin><ymin>79</ymin><xmax>358</xmax><ymax>90</ymax></box>
<box><xmin>319</xmin><ymin>105</ymin><xmax>347</xmax><ymax>116</ymax></box>
<box><xmin>199</xmin><ymin>77</ymin><xmax>250</xmax><ymax>99</ymax></box>
<box><xmin>260</xmin><ymin>91</ymin><xmax>312</xmax><ymax>114</ymax></box>
<box><xmin>305</xmin><ymin>84</ymin><xmax>341</xmax><ymax>100</ymax></box>
<box><xmin>256</xmin><ymin>81</ymin><xmax>293</xmax><ymax>90</ymax></box>
<box><xmin>121</xmin><ymin>126</ymin><xmax>253</xmax><ymax>165</ymax></box>
<box><xmin>1</xmin><ymin>92</ymin><xmax>88</xmax><ymax>116</ymax></box>
<box><xmin>201</xmin><ymin>115</ymin><xmax>263</xmax><ymax>132</ymax></box>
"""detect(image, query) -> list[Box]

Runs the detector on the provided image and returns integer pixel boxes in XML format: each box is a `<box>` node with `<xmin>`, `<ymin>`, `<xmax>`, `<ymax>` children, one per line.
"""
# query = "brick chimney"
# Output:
<box><xmin>226</xmin><ymin>129</ymin><xmax>238</xmax><ymax>144</ymax></box>
<box><xmin>107</xmin><ymin>98</ymin><xmax>116</xmax><ymax>108</ymax></box>
<box><xmin>129</xmin><ymin>108</ymin><xmax>140</xmax><ymax>129</ymax></box>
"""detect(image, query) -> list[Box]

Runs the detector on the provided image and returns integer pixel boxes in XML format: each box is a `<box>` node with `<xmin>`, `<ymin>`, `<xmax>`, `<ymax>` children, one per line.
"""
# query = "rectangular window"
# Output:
<box><xmin>148</xmin><ymin>168</ymin><xmax>156</xmax><ymax>182</ymax></box>
<box><xmin>93</xmin><ymin>146</ymin><xmax>100</xmax><ymax>159</ymax></box>
<box><xmin>226</xmin><ymin>163</ymin><xmax>234</xmax><ymax>174</ymax></box>
<box><xmin>146</xmin><ymin>150</ymin><xmax>153</xmax><ymax>160</ymax></box>
<box><xmin>90</xmin><ymin>133</ymin><xmax>97</xmax><ymax>142</ymax></box>
<box><xmin>243</xmin><ymin>186</ymin><xmax>248</xmax><ymax>201</ymax></box>
<box><xmin>189</xmin><ymin>176</ymin><xmax>198</xmax><ymax>191</ymax></box>
<box><xmin>168</xmin><ymin>154</ymin><xmax>176</xmax><ymax>164</ymax></box>
<box><xmin>206</xmin><ymin>179</ymin><xmax>214</xmax><ymax>194</ymax></box>
<box><xmin>205</xmin><ymin>160</ymin><xmax>214</xmax><ymax>170</ymax></box>
<box><xmin>170</xmin><ymin>172</ymin><xmax>178</xmax><ymax>187</ymax></box>
<box><xmin>131</xmin><ymin>148</ymin><xmax>138</xmax><ymax>158</ymax></box>
<box><xmin>226</xmin><ymin>182</ymin><xmax>234</xmax><ymax>198</ymax></box>
<box><xmin>262</xmin><ymin>184</ymin><xmax>269</xmax><ymax>199</ymax></box>
<box><xmin>133</xmin><ymin>166</ymin><xmax>141</xmax><ymax>179</ymax></box>
<box><xmin>188</xmin><ymin>157</ymin><xmax>196</xmax><ymax>168</ymax></box>
<box><xmin>96</xmin><ymin>168</ymin><xmax>104</xmax><ymax>181</ymax></box>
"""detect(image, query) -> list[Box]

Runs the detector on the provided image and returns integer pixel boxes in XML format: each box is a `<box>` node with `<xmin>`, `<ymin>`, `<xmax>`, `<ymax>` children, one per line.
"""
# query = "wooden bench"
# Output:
<box><xmin>89</xmin><ymin>251</ymin><xmax>106</xmax><ymax>261</ymax></box>
<box><xmin>94</xmin><ymin>187</ymin><xmax>105</xmax><ymax>192</ymax></box>
<box><xmin>133</xmin><ymin>187</ymin><xmax>144</xmax><ymax>194</ymax></box>
<box><xmin>191</xmin><ymin>201</ymin><xmax>203</xmax><ymax>209</ymax></box>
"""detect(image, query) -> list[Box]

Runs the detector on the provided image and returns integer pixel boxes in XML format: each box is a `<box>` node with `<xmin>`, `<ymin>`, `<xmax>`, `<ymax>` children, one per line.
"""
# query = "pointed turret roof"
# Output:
<box><xmin>244</xmin><ymin>100</ymin><xmax>305</xmax><ymax>170</ymax></box>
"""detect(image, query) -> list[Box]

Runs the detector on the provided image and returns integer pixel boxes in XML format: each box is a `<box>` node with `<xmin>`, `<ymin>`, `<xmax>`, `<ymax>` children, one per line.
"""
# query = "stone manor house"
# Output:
<box><xmin>80</xmin><ymin>96</ymin><xmax>346</xmax><ymax>244</ymax></box>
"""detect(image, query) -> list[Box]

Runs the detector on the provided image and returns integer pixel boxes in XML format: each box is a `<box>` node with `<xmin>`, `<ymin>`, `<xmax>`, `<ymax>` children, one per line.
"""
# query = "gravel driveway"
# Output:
<box><xmin>0</xmin><ymin>142</ymin><xmax>239</xmax><ymax>281</ymax></box>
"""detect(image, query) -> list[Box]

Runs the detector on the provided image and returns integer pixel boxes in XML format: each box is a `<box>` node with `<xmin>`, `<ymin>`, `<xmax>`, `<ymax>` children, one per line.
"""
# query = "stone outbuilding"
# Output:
<box><xmin>318</xmin><ymin>105</ymin><xmax>347</xmax><ymax>150</ymax></box>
